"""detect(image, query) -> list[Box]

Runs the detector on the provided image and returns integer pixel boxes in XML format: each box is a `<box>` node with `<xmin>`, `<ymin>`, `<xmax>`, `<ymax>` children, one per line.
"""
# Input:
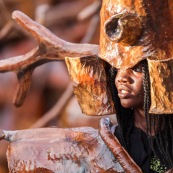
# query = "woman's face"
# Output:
<box><xmin>115</xmin><ymin>62</ymin><xmax>144</xmax><ymax>109</ymax></box>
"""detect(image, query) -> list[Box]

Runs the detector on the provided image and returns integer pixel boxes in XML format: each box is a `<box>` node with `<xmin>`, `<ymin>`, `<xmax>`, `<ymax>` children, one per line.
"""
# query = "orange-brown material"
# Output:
<box><xmin>99</xmin><ymin>0</ymin><xmax>173</xmax><ymax>114</ymax></box>
<box><xmin>148</xmin><ymin>58</ymin><xmax>173</xmax><ymax>114</ymax></box>
<box><xmin>65</xmin><ymin>56</ymin><xmax>115</xmax><ymax>116</ymax></box>
<box><xmin>100</xmin><ymin>118</ymin><xmax>142</xmax><ymax>173</ymax></box>
<box><xmin>0</xmin><ymin>1</ymin><xmax>173</xmax><ymax>117</ymax></box>
<box><xmin>99</xmin><ymin>0</ymin><xmax>173</xmax><ymax>69</ymax></box>
<box><xmin>3</xmin><ymin>127</ymin><xmax>124</xmax><ymax>173</ymax></box>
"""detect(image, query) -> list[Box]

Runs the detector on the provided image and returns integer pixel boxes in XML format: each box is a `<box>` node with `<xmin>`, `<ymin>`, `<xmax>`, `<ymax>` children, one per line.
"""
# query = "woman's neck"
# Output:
<box><xmin>134</xmin><ymin>108</ymin><xmax>147</xmax><ymax>133</ymax></box>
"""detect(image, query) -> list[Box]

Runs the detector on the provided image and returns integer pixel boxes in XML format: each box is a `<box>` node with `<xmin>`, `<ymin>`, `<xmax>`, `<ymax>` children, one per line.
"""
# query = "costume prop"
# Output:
<box><xmin>0</xmin><ymin>0</ymin><xmax>173</xmax><ymax>172</ymax></box>
<box><xmin>66</xmin><ymin>0</ymin><xmax>173</xmax><ymax>115</ymax></box>
<box><xmin>0</xmin><ymin>10</ymin><xmax>141</xmax><ymax>173</ymax></box>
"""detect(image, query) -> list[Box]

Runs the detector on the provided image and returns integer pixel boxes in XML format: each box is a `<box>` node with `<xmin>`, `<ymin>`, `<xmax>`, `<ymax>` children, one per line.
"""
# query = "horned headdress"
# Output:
<box><xmin>67</xmin><ymin>0</ymin><xmax>173</xmax><ymax>115</ymax></box>
<box><xmin>0</xmin><ymin>0</ymin><xmax>173</xmax><ymax>116</ymax></box>
<box><xmin>0</xmin><ymin>0</ymin><xmax>173</xmax><ymax>172</ymax></box>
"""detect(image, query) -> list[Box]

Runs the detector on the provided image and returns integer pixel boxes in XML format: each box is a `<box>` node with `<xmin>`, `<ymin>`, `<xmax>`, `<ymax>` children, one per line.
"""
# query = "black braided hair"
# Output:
<box><xmin>142</xmin><ymin>60</ymin><xmax>173</xmax><ymax>169</ymax></box>
<box><xmin>109</xmin><ymin>59</ymin><xmax>173</xmax><ymax>169</ymax></box>
<box><xmin>109</xmin><ymin>65</ymin><xmax>134</xmax><ymax>150</ymax></box>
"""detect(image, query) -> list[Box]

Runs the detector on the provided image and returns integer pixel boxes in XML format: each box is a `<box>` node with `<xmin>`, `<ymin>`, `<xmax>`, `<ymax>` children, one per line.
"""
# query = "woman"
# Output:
<box><xmin>95</xmin><ymin>0</ymin><xmax>173</xmax><ymax>171</ymax></box>
<box><xmin>108</xmin><ymin>59</ymin><xmax>173</xmax><ymax>172</ymax></box>
<box><xmin>1</xmin><ymin>0</ymin><xmax>173</xmax><ymax>172</ymax></box>
<box><xmin>66</xmin><ymin>0</ymin><xmax>173</xmax><ymax>172</ymax></box>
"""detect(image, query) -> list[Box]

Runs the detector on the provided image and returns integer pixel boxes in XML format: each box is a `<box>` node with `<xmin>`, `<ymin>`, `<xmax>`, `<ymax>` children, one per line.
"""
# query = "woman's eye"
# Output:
<box><xmin>131</xmin><ymin>64</ymin><xmax>142</xmax><ymax>72</ymax></box>
<box><xmin>114</xmin><ymin>68</ymin><xmax>118</xmax><ymax>72</ymax></box>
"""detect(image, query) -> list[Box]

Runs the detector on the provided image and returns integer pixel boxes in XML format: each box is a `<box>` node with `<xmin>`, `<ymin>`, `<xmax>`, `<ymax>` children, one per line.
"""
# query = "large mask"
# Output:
<box><xmin>66</xmin><ymin>0</ymin><xmax>173</xmax><ymax>115</ymax></box>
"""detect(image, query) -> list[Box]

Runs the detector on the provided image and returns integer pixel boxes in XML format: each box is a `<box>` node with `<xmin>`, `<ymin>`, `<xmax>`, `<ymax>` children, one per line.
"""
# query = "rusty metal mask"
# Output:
<box><xmin>66</xmin><ymin>0</ymin><xmax>173</xmax><ymax>115</ymax></box>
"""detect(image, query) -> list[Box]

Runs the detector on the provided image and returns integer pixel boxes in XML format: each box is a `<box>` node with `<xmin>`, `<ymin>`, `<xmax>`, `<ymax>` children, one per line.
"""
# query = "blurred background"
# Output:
<box><xmin>0</xmin><ymin>0</ymin><xmax>116</xmax><ymax>172</ymax></box>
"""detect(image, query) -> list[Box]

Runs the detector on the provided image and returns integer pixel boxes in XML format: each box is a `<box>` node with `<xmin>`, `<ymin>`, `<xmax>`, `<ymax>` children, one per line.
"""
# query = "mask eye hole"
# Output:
<box><xmin>104</xmin><ymin>13</ymin><xmax>142</xmax><ymax>45</ymax></box>
<box><xmin>105</xmin><ymin>15</ymin><xmax>122</xmax><ymax>41</ymax></box>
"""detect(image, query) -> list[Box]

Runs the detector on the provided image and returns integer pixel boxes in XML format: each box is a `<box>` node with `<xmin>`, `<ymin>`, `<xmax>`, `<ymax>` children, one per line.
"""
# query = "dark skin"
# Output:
<box><xmin>115</xmin><ymin>62</ymin><xmax>147</xmax><ymax>133</ymax></box>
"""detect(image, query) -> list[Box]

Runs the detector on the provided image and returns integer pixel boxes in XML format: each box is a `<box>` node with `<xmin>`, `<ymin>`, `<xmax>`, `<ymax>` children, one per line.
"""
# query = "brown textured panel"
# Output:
<box><xmin>17</xmin><ymin>168</ymin><xmax>53</xmax><ymax>173</ymax></box>
<box><xmin>148</xmin><ymin>59</ymin><xmax>173</xmax><ymax>114</ymax></box>
<box><xmin>6</xmin><ymin>127</ymin><xmax>124</xmax><ymax>173</ymax></box>
<box><xmin>65</xmin><ymin>56</ymin><xmax>115</xmax><ymax>116</ymax></box>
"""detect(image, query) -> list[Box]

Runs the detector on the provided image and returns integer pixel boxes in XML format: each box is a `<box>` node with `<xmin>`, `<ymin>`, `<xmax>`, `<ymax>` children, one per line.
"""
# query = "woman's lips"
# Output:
<box><xmin>118</xmin><ymin>88</ymin><xmax>132</xmax><ymax>99</ymax></box>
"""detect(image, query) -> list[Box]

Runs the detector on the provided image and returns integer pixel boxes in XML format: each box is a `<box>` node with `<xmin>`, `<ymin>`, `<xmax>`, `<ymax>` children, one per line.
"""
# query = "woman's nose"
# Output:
<box><xmin>116</xmin><ymin>69</ymin><xmax>131</xmax><ymax>84</ymax></box>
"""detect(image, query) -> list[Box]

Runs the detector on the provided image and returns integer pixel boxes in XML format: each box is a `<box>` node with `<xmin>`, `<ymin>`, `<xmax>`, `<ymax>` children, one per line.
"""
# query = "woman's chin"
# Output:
<box><xmin>120</xmin><ymin>99</ymin><xmax>143</xmax><ymax>109</ymax></box>
<box><xmin>120</xmin><ymin>99</ymin><xmax>137</xmax><ymax>109</ymax></box>
<box><xmin>120</xmin><ymin>101</ymin><xmax>133</xmax><ymax>109</ymax></box>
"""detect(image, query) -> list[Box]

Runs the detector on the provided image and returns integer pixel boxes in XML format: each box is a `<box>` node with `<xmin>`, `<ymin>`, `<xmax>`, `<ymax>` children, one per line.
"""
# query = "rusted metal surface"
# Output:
<box><xmin>1</xmin><ymin>121</ymin><xmax>124</xmax><ymax>173</ymax></box>
<box><xmin>99</xmin><ymin>0</ymin><xmax>173</xmax><ymax>114</ymax></box>
<box><xmin>65</xmin><ymin>56</ymin><xmax>115</xmax><ymax>116</ymax></box>
<box><xmin>99</xmin><ymin>0</ymin><xmax>145</xmax><ymax>69</ymax></box>
<box><xmin>99</xmin><ymin>0</ymin><xmax>173</xmax><ymax>69</ymax></box>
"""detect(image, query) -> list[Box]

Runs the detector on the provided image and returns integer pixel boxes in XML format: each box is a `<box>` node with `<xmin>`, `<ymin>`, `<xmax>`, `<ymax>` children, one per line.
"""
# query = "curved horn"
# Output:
<box><xmin>105</xmin><ymin>13</ymin><xmax>142</xmax><ymax>45</ymax></box>
<box><xmin>0</xmin><ymin>11</ymin><xmax>99</xmax><ymax>107</ymax></box>
<box><xmin>12</xmin><ymin>11</ymin><xmax>99</xmax><ymax>59</ymax></box>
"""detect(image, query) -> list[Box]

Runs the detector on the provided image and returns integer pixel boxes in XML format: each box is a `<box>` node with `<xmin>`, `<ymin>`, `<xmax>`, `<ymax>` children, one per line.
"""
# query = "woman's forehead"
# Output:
<box><xmin>115</xmin><ymin>61</ymin><xmax>143</xmax><ymax>70</ymax></box>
